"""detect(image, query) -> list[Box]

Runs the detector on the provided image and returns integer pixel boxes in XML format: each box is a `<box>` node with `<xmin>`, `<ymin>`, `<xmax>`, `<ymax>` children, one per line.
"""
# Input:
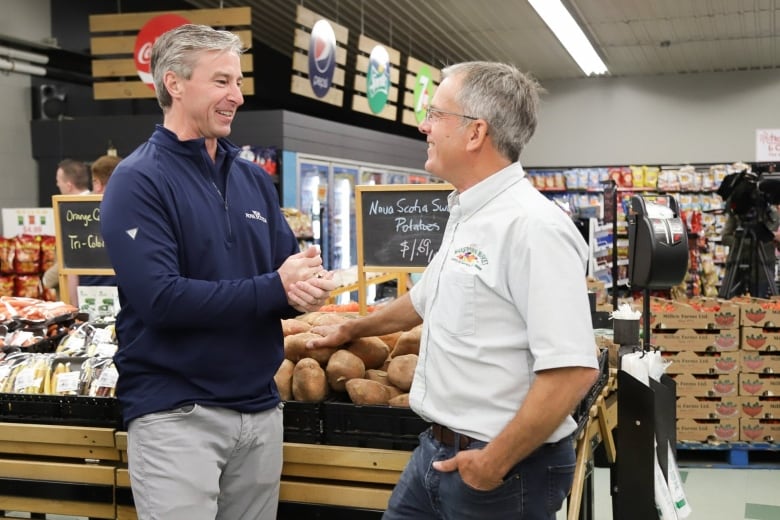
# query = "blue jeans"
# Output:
<box><xmin>383</xmin><ymin>428</ymin><xmax>575</xmax><ymax>520</ymax></box>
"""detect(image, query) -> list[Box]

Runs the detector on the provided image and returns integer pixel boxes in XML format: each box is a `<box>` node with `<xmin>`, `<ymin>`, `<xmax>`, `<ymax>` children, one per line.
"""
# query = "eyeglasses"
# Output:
<box><xmin>423</xmin><ymin>106</ymin><xmax>479</xmax><ymax>123</ymax></box>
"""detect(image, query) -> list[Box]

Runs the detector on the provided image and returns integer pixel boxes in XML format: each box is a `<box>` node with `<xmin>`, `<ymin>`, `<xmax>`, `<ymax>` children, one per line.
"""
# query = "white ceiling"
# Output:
<box><xmin>187</xmin><ymin>0</ymin><xmax>780</xmax><ymax>80</ymax></box>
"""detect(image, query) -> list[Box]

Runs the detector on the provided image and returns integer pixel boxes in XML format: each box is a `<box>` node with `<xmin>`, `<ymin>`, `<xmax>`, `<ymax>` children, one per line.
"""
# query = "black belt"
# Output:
<box><xmin>431</xmin><ymin>423</ymin><xmax>475</xmax><ymax>449</ymax></box>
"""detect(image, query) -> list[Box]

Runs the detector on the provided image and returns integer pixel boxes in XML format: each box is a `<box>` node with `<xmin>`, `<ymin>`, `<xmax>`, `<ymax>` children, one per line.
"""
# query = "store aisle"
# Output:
<box><xmin>558</xmin><ymin>466</ymin><xmax>780</xmax><ymax>520</ymax></box>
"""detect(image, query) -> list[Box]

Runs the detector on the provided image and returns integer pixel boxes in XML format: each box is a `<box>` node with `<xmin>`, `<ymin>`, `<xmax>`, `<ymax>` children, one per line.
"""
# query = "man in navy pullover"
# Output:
<box><xmin>100</xmin><ymin>24</ymin><xmax>336</xmax><ymax>520</ymax></box>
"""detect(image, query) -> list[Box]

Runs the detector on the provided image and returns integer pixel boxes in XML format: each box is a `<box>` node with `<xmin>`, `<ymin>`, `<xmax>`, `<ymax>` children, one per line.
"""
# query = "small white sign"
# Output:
<box><xmin>1</xmin><ymin>208</ymin><xmax>55</xmax><ymax>238</ymax></box>
<box><xmin>756</xmin><ymin>129</ymin><xmax>780</xmax><ymax>162</ymax></box>
<box><xmin>77</xmin><ymin>285</ymin><xmax>120</xmax><ymax>320</ymax></box>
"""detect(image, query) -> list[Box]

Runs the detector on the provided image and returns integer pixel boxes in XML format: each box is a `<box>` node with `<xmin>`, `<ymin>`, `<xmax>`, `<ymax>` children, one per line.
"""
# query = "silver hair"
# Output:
<box><xmin>442</xmin><ymin>62</ymin><xmax>543</xmax><ymax>162</ymax></box>
<box><xmin>151</xmin><ymin>24</ymin><xmax>244</xmax><ymax>110</ymax></box>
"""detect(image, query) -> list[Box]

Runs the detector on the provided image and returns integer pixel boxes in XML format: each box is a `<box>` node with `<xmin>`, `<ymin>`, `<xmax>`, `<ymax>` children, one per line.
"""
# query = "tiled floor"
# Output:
<box><xmin>558</xmin><ymin>466</ymin><xmax>780</xmax><ymax>520</ymax></box>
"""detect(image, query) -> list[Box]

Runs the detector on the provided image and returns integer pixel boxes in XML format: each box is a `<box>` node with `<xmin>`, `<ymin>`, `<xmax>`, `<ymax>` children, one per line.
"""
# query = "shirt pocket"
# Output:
<box><xmin>433</xmin><ymin>270</ymin><xmax>476</xmax><ymax>336</ymax></box>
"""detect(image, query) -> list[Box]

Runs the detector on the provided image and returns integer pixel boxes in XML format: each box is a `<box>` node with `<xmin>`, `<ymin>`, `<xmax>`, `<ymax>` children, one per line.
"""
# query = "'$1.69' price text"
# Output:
<box><xmin>400</xmin><ymin>238</ymin><xmax>435</xmax><ymax>264</ymax></box>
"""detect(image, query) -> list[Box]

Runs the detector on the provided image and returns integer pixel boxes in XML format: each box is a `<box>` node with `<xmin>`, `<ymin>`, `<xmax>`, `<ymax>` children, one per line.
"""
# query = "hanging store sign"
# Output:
<box><xmin>134</xmin><ymin>13</ymin><xmax>191</xmax><ymax>89</ymax></box>
<box><xmin>366</xmin><ymin>45</ymin><xmax>390</xmax><ymax>113</ymax></box>
<box><xmin>351</xmin><ymin>35</ymin><xmax>400</xmax><ymax>121</ymax></box>
<box><xmin>89</xmin><ymin>7</ymin><xmax>254</xmax><ymax>100</ymax></box>
<box><xmin>308</xmin><ymin>19</ymin><xmax>337</xmax><ymax>98</ymax></box>
<box><xmin>402</xmin><ymin>57</ymin><xmax>440</xmax><ymax>127</ymax></box>
<box><xmin>756</xmin><ymin>129</ymin><xmax>780</xmax><ymax>162</ymax></box>
<box><xmin>290</xmin><ymin>5</ymin><xmax>348</xmax><ymax>107</ymax></box>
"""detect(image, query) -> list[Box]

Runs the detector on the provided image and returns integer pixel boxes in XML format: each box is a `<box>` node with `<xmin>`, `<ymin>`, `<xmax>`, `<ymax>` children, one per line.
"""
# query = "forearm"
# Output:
<box><xmin>343</xmin><ymin>292</ymin><xmax>422</xmax><ymax>339</ymax></box>
<box><xmin>481</xmin><ymin>366</ymin><xmax>599</xmax><ymax>477</ymax></box>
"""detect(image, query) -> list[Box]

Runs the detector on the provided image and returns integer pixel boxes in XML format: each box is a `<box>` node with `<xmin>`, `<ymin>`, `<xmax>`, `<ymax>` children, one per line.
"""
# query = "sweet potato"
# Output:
<box><xmin>388</xmin><ymin>393</ymin><xmax>411</xmax><ymax>407</ymax></box>
<box><xmin>365</xmin><ymin>369</ymin><xmax>390</xmax><ymax>386</ymax></box>
<box><xmin>326</xmin><ymin>349</ymin><xmax>365</xmax><ymax>392</ymax></box>
<box><xmin>347</xmin><ymin>336</ymin><xmax>390</xmax><ymax>370</ymax></box>
<box><xmin>345</xmin><ymin>378</ymin><xmax>391</xmax><ymax>405</ymax></box>
<box><xmin>284</xmin><ymin>332</ymin><xmax>338</xmax><ymax>365</ymax></box>
<box><xmin>391</xmin><ymin>326</ymin><xmax>422</xmax><ymax>358</ymax></box>
<box><xmin>384</xmin><ymin>384</ymin><xmax>404</xmax><ymax>399</ymax></box>
<box><xmin>309</xmin><ymin>312</ymin><xmax>353</xmax><ymax>327</ymax></box>
<box><xmin>281</xmin><ymin>318</ymin><xmax>311</xmax><ymax>336</ymax></box>
<box><xmin>292</xmin><ymin>358</ymin><xmax>329</xmax><ymax>402</ymax></box>
<box><xmin>378</xmin><ymin>331</ymin><xmax>403</xmax><ymax>350</ymax></box>
<box><xmin>387</xmin><ymin>354</ymin><xmax>418</xmax><ymax>392</ymax></box>
<box><xmin>273</xmin><ymin>359</ymin><xmax>295</xmax><ymax>401</ymax></box>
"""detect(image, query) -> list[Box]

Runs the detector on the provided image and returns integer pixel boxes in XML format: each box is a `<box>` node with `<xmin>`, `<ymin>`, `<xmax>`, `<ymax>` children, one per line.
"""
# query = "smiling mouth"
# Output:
<box><xmin>216</xmin><ymin>110</ymin><xmax>233</xmax><ymax>118</ymax></box>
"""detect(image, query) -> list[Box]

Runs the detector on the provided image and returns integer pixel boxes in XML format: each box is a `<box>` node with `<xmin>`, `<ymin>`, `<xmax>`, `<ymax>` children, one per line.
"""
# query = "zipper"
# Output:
<box><xmin>211</xmin><ymin>180</ymin><xmax>232</xmax><ymax>240</ymax></box>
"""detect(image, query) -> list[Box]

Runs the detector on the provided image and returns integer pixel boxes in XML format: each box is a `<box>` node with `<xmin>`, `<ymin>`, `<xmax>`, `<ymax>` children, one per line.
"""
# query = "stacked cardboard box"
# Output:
<box><xmin>648</xmin><ymin>297</ymin><xmax>741</xmax><ymax>442</ymax></box>
<box><xmin>732</xmin><ymin>297</ymin><xmax>780</xmax><ymax>442</ymax></box>
<box><xmin>649</xmin><ymin>296</ymin><xmax>780</xmax><ymax>442</ymax></box>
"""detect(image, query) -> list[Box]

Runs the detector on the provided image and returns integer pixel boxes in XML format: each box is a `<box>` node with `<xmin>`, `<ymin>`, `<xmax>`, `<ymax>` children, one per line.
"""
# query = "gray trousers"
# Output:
<box><xmin>127</xmin><ymin>403</ymin><xmax>284</xmax><ymax>520</ymax></box>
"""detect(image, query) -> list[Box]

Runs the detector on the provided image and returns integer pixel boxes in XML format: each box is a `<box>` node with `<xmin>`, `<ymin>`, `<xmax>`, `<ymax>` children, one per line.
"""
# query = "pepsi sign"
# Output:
<box><xmin>308</xmin><ymin>19</ymin><xmax>337</xmax><ymax>98</ymax></box>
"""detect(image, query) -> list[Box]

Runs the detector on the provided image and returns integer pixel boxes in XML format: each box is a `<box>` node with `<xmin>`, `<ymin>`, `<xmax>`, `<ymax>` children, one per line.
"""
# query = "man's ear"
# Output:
<box><xmin>465</xmin><ymin>120</ymin><xmax>489</xmax><ymax>152</ymax></box>
<box><xmin>163</xmin><ymin>71</ymin><xmax>181</xmax><ymax>98</ymax></box>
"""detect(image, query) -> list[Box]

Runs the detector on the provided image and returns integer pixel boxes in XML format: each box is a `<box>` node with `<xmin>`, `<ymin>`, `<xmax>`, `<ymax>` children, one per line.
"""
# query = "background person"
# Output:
<box><xmin>100</xmin><ymin>24</ymin><xmax>336</xmax><ymax>520</ymax></box>
<box><xmin>308</xmin><ymin>61</ymin><xmax>600</xmax><ymax>520</ymax></box>
<box><xmin>42</xmin><ymin>158</ymin><xmax>90</xmax><ymax>297</ymax></box>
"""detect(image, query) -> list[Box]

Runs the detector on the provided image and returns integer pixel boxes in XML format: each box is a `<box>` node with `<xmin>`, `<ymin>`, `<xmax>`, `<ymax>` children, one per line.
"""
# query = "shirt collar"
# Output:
<box><xmin>448</xmin><ymin>162</ymin><xmax>527</xmax><ymax>218</ymax></box>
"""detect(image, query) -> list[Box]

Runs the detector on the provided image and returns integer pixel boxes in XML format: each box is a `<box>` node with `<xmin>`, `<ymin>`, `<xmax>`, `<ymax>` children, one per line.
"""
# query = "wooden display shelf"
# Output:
<box><xmin>0</xmin><ymin>423</ymin><xmax>120</xmax><ymax>519</ymax></box>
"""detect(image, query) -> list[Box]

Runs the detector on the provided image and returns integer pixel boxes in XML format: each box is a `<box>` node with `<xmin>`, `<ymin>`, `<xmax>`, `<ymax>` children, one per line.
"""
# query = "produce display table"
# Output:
<box><xmin>0</xmin><ymin>370</ymin><xmax>617</xmax><ymax>520</ymax></box>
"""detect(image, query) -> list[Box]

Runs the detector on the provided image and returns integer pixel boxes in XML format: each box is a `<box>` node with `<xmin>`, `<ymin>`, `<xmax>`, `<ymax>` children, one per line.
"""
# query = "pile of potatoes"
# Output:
<box><xmin>274</xmin><ymin>311</ymin><xmax>421</xmax><ymax>407</ymax></box>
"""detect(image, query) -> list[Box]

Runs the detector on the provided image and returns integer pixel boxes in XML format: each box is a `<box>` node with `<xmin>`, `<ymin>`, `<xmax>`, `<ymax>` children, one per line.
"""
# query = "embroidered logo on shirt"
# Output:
<box><xmin>452</xmin><ymin>245</ymin><xmax>488</xmax><ymax>270</ymax></box>
<box><xmin>245</xmin><ymin>210</ymin><xmax>267</xmax><ymax>223</ymax></box>
<box><xmin>126</xmin><ymin>228</ymin><xmax>138</xmax><ymax>240</ymax></box>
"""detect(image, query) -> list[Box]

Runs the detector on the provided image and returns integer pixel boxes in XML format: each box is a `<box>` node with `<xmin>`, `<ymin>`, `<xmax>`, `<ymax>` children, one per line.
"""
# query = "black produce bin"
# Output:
<box><xmin>322</xmin><ymin>398</ymin><xmax>428</xmax><ymax>451</ymax></box>
<box><xmin>0</xmin><ymin>393</ymin><xmax>122</xmax><ymax>428</ymax></box>
<box><xmin>282</xmin><ymin>400</ymin><xmax>323</xmax><ymax>444</ymax></box>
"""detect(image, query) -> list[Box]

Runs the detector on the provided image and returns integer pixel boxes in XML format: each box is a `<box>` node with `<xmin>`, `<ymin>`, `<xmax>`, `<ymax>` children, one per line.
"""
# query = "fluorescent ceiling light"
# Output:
<box><xmin>528</xmin><ymin>0</ymin><xmax>608</xmax><ymax>76</ymax></box>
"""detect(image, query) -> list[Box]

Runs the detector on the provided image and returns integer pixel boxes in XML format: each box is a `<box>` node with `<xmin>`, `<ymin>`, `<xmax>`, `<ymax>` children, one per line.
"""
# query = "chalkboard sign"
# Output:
<box><xmin>53</xmin><ymin>195</ymin><xmax>114</xmax><ymax>273</ymax></box>
<box><xmin>356</xmin><ymin>184</ymin><xmax>452</xmax><ymax>269</ymax></box>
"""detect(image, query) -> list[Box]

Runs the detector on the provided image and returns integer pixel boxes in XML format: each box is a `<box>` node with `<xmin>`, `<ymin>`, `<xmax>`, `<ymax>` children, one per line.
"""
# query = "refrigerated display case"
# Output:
<box><xmin>295</xmin><ymin>154</ymin><xmax>437</xmax><ymax>303</ymax></box>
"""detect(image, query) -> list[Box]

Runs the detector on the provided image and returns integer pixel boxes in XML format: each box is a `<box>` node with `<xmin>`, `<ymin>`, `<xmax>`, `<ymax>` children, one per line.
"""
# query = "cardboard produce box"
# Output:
<box><xmin>649</xmin><ymin>297</ymin><xmax>739</xmax><ymax>330</ymax></box>
<box><xmin>676</xmin><ymin>396</ymin><xmax>741</xmax><ymax>419</ymax></box>
<box><xmin>737</xmin><ymin>396</ymin><xmax>780</xmax><ymax>419</ymax></box>
<box><xmin>740</xmin><ymin>352</ymin><xmax>780</xmax><ymax>373</ymax></box>
<box><xmin>662</xmin><ymin>350</ymin><xmax>740</xmax><ymax>374</ymax></box>
<box><xmin>676</xmin><ymin>418</ymin><xmax>740</xmax><ymax>442</ymax></box>
<box><xmin>732</xmin><ymin>297</ymin><xmax>780</xmax><ymax>328</ymax></box>
<box><xmin>740</xmin><ymin>327</ymin><xmax>780</xmax><ymax>352</ymax></box>
<box><xmin>738</xmin><ymin>373</ymin><xmax>780</xmax><ymax>396</ymax></box>
<box><xmin>672</xmin><ymin>373</ymin><xmax>738</xmax><ymax>397</ymax></box>
<box><xmin>652</xmin><ymin>329</ymin><xmax>739</xmax><ymax>352</ymax></box>
<box><xmin>740</xmin><ymin>418</ymin><xmax>780</xmax><ymax>442</ymax></box>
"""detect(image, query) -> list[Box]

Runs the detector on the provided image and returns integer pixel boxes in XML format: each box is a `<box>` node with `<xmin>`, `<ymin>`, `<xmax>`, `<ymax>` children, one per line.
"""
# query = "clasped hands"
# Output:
<box><xmin>278</xmin><ymin>246</ymin><xmax>338</xmax><ymax>312</ymax></box>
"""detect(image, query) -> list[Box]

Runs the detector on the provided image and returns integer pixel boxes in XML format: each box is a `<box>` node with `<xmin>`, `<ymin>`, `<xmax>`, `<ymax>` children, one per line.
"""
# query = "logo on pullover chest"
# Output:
<box><xmin>245</xmin><ymin>210</ymin><xmax>267</xmax><ymax>223</ymax></box>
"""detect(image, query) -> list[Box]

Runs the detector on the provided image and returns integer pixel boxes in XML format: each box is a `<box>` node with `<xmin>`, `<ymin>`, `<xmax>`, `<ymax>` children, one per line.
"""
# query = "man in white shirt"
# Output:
<box><xmin>308</xmin><ymin>61</ymin><xmax>599</xmax><ymax>520</ymax></box>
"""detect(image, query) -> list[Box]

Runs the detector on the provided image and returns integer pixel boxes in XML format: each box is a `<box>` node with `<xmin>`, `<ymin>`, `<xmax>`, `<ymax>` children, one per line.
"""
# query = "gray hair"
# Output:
<box><xmin>151</xmin><ymin>24</ymin><xmax>245</xmax><ymax>110</ymax></box>
<box><xmin>442</xmin><ymin>62</ymin><xmax>543</xmax><ymax>162</ymax></box>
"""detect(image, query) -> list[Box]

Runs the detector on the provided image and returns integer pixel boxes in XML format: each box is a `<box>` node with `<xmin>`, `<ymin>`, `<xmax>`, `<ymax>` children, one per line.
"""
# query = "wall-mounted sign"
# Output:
<box><xmin>291</xmin><ymin>5</ymin><xmax>348</xmax><ymax>107</ymax></box>
<box><xmin>756</xmin><ymin>129</ymin><xmax>780</xmax><ymax>162</ymax></box>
